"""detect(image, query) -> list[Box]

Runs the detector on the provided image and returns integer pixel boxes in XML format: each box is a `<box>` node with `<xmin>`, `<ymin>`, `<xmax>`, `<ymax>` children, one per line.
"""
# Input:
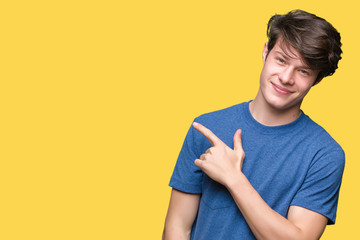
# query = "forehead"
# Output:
<box><xmin>271</xmin><ymin>40</ymin><xmax>311</xmax><ymax>68</ymax></box>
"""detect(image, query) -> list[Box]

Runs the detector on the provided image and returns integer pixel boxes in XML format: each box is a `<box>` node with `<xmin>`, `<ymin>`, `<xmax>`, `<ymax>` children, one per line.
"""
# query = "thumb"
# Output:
<box><xmin>194</xmin><ymin>159</ymin><xmax>203</xmax><ymax>169</ymax></box>
<box><xmin>233</xmin><ymin>129</ymin><xmax>243</xmax><ymax>152</ymax></box>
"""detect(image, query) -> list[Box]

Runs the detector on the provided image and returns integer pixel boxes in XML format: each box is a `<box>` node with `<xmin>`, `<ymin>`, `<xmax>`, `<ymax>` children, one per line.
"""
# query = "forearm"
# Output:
<box><xmin>162</xmin><ymin>225</ymin><xmax>191</xmax><ymax>240</ymax></box>
<box><xmin>226</xmin><ymin>174</ymin><xmax>307</xmax><ymax>240</ymax></box>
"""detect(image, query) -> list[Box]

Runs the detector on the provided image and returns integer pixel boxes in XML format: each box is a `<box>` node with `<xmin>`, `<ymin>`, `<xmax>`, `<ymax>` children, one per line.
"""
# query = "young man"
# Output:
<box><xmin>163</xmin><ymin>10</ymin><xmax>344</xmax><ymax>240</ymax></box>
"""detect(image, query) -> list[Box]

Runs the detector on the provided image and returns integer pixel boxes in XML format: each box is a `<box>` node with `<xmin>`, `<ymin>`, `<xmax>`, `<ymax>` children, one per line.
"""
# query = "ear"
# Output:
<box><xmin>262</xmin><ymin>42</ymin><xmax>269</xmax><ymax>63</ymax></box>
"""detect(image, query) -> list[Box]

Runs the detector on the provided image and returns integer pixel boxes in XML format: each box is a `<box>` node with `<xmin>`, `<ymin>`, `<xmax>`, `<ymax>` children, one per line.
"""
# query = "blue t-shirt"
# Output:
<box><xmin>169</xmin><ymin>101</ymin><xmax>345</xmax><ymax>240</ymax></box>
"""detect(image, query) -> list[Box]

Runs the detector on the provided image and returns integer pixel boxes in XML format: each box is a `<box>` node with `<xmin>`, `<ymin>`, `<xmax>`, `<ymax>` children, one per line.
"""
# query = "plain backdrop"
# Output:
<box><xmin>0</xmin><ymin>0</ymin><xmax>358</xmax><ymax>239</ymax></box>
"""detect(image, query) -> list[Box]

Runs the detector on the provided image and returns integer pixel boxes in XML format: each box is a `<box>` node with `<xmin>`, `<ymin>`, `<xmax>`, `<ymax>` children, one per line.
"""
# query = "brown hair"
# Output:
<box><xmin>267</xmin><ymin>10</ymin><xmax>342</xmax><ymax>84</ymax></box>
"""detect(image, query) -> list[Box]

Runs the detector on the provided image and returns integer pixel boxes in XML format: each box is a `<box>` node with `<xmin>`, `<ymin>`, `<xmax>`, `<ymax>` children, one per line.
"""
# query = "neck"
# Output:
<box><xmin>250</xmin><ymin>94</ymin><xmax>302</xmax><ymax>127</ymax></box>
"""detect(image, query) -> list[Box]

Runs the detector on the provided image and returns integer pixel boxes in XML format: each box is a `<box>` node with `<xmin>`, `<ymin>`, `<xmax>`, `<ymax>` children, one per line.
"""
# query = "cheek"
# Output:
<box><xmin>261</xmin><ymin>62</ymin><xmax>282</xmax><ymax>78</ymax></box>
<box><xmin>298</xmin><ymin>82</ymin><xmax>313</xmax><ymax>95</ymax></box>
<box><xmin>260</xmin><ymin>65</ymin><xmax>272</xmax><ymax>82</ymax></box>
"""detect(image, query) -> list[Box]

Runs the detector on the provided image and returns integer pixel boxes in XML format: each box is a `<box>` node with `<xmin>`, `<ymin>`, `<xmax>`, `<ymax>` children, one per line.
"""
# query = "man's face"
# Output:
<box><xmin>258</xmin><ymin>40</ymin><xmax>319</xmax><ymax>112</ymax></box>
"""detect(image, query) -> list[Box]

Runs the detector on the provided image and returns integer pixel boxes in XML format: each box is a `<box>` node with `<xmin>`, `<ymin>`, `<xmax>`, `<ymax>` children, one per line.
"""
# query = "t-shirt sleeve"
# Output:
<box><xmin>169</xmin><ymin>120</ymin><xmax>204</xmax><ymax>194</ymax></box>
<box><xmin>290</xmin><ymin>148</ymin><xmax>345</xmax><ymax>224</ymax></box>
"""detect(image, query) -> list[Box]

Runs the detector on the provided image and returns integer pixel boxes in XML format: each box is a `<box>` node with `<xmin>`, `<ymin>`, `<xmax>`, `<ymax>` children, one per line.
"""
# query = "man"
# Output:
<box><xmin>163</xmin><ymin>9</ymin><xmax>344</xmax><ymax>240</ymax></box>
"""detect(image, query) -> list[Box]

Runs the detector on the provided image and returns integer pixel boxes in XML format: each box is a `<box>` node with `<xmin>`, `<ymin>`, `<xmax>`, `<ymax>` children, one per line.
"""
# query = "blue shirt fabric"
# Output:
<box><xmin>169</xmin><ymin>101</ymin><xmax>345</xmax><ymax>240</ymax></box>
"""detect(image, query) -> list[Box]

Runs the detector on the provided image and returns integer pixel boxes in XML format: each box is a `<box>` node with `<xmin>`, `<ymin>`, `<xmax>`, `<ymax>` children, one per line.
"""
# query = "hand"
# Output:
<box><xmin>193</xmin><ymin>122</ymin><xmax>245</xmax><ymax>187</ymax></box>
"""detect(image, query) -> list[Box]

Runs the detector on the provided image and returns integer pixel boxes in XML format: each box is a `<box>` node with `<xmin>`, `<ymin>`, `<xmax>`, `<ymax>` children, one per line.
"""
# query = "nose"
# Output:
<box><xmin>278</xmin><ymin>67</ymin><xmax>295</xmax><ymax>85</ymax></box>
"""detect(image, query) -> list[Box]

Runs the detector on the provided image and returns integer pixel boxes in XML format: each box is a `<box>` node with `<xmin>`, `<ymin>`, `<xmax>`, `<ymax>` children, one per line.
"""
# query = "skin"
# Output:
<box><xmin>162</xmin><ymin>189</ymin><xmax>200</xmax><ymax>240</ymax></box>
<box><xmin>250</xmin><ymin>40</ymin><xmax>320</xmax><ymax>126</ymax></box>
<box><xmin>163</xmin><ymin>40</ymin><xmax>328</xmax><ymax>240</ymax></box>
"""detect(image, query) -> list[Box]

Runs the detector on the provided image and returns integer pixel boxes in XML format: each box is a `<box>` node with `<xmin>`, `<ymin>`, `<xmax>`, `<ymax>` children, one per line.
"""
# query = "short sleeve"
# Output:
<box><xmin>169</xmin><ymin>120</ymin><xmax>204</xmax><ymax>194</ymax></box>
<box><xmin>290</xmin><ymin>148</ymin><xmax>345</xmax><ymax>224</ymax></box>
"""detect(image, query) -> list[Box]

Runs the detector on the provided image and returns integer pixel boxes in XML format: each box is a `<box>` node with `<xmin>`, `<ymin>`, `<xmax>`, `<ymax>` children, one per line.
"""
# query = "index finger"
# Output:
<box><xmin>193</xmin><ymin>122</ymin><xmax>222</xmax><ymax>146</ymax></box>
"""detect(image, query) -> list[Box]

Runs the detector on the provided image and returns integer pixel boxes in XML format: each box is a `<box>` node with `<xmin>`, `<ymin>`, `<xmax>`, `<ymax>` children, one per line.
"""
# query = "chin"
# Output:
<box><xmin>260</xmin><ymin>87</ymin><xmax>302</xmax><ymax>112</ymax></box>
<box><xmin>266</xmin><ymin>97</ymin><xmax>298</xmax><ymax>111</ymax></box>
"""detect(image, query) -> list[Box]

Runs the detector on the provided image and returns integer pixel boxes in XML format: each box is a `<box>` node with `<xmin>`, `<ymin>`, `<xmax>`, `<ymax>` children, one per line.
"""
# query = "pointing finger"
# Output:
<box><xmin>193</xmin><ymin>122</ymin><xmax>223</xmax><ymax>146</ymax></box>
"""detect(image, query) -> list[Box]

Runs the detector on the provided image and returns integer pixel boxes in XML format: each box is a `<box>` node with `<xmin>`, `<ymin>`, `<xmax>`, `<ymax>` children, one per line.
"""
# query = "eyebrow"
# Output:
<box><xmin>274</xmin><ymin>51</ymin><xmax>312</xmax><ymax>70</ymax></box>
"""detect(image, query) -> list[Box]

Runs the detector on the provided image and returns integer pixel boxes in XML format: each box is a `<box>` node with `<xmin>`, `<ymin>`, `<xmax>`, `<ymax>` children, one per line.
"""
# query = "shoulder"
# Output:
<box><xmin>302</xmin><ymin>115</ymin><xmax>345</xmax><ymax>166</ymax></box>
<box><xmin>194</xmin><ymin>102</ymin><xmax>246</xmax><ymax>126</ymax></box>
<box><xmin>304</xmin><ymin>115</ymin><xmax>343</xmax><ymax>150</ymax></box>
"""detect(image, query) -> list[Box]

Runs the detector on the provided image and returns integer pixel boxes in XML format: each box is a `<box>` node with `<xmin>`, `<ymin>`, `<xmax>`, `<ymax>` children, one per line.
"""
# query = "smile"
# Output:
<box><xmin>271</xmin><ymin>83</ymin><xmax>293</xmax><ymax>95</ymax></box>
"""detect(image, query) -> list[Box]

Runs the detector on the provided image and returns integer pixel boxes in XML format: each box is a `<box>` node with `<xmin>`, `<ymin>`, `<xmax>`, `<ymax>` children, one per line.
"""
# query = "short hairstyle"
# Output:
<box><xmin>267</xmin><ymin>10</ymin><xmax>342</xmax><ymax>84</ymax></box>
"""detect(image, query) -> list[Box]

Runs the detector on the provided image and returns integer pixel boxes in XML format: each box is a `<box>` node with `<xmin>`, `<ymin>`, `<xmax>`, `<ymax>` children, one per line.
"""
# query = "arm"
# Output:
<box><xmin>226</xmin><ymin>173</ymin><xmax>327</xmax><ymax>240</ymax></box>
<box><xmin>193</xmin><ymin>122</ymin><xmax>328</xmax><ymax>240</ymax></box>
<box><xmin>163</xmin><ymin>189</ymin><xmax>200</xmax><ymax>240</ymax></box>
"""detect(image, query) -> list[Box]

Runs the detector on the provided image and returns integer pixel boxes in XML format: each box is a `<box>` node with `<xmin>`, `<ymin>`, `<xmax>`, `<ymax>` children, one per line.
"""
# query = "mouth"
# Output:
<box><xmin>271</xmin><ymin>82</ymin><xmax>293</xmax><ymax>95</ymax></box>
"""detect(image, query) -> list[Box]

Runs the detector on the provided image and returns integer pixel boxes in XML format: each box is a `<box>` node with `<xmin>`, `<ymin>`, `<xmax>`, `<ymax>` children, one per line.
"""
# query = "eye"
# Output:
<box><xmin>277</xmin><ymin>58</ymin><xmax>285</xmax><ymax>64</ymax></box>
<box><xmin>299</xmin><ymin>69</ymin><xmax>309</xmax><ymax>76</ymax></box>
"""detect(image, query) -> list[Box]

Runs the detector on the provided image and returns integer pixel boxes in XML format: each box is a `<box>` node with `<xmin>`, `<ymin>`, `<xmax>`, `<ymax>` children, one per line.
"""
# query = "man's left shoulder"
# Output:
<box><xmin>304</xmin><ymin>116</ymin><xmax>345</xmax><ymax>162</ymax></box>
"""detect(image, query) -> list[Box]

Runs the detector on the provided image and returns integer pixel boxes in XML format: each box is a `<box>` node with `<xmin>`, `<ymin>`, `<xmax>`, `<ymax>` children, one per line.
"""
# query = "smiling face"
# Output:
<box><xmin>258</xmin><ymin>39</ymin><xmax>319</xmax><ymax>113</ymax></box>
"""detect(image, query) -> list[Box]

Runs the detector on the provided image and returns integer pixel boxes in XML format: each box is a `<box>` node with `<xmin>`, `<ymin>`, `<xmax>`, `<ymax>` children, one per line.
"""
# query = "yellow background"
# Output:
<box><xmin>1</xmin><ymin>0</ymin><xmax>358</xmax><ymax>239</ymax></box>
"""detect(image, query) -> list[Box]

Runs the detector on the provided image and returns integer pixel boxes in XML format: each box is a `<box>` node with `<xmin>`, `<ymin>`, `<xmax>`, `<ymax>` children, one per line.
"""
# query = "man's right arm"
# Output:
<box><xmin>162</xmin><ymin>189</ymin><xmax>200</xmax><ymax>240</ymax></box>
